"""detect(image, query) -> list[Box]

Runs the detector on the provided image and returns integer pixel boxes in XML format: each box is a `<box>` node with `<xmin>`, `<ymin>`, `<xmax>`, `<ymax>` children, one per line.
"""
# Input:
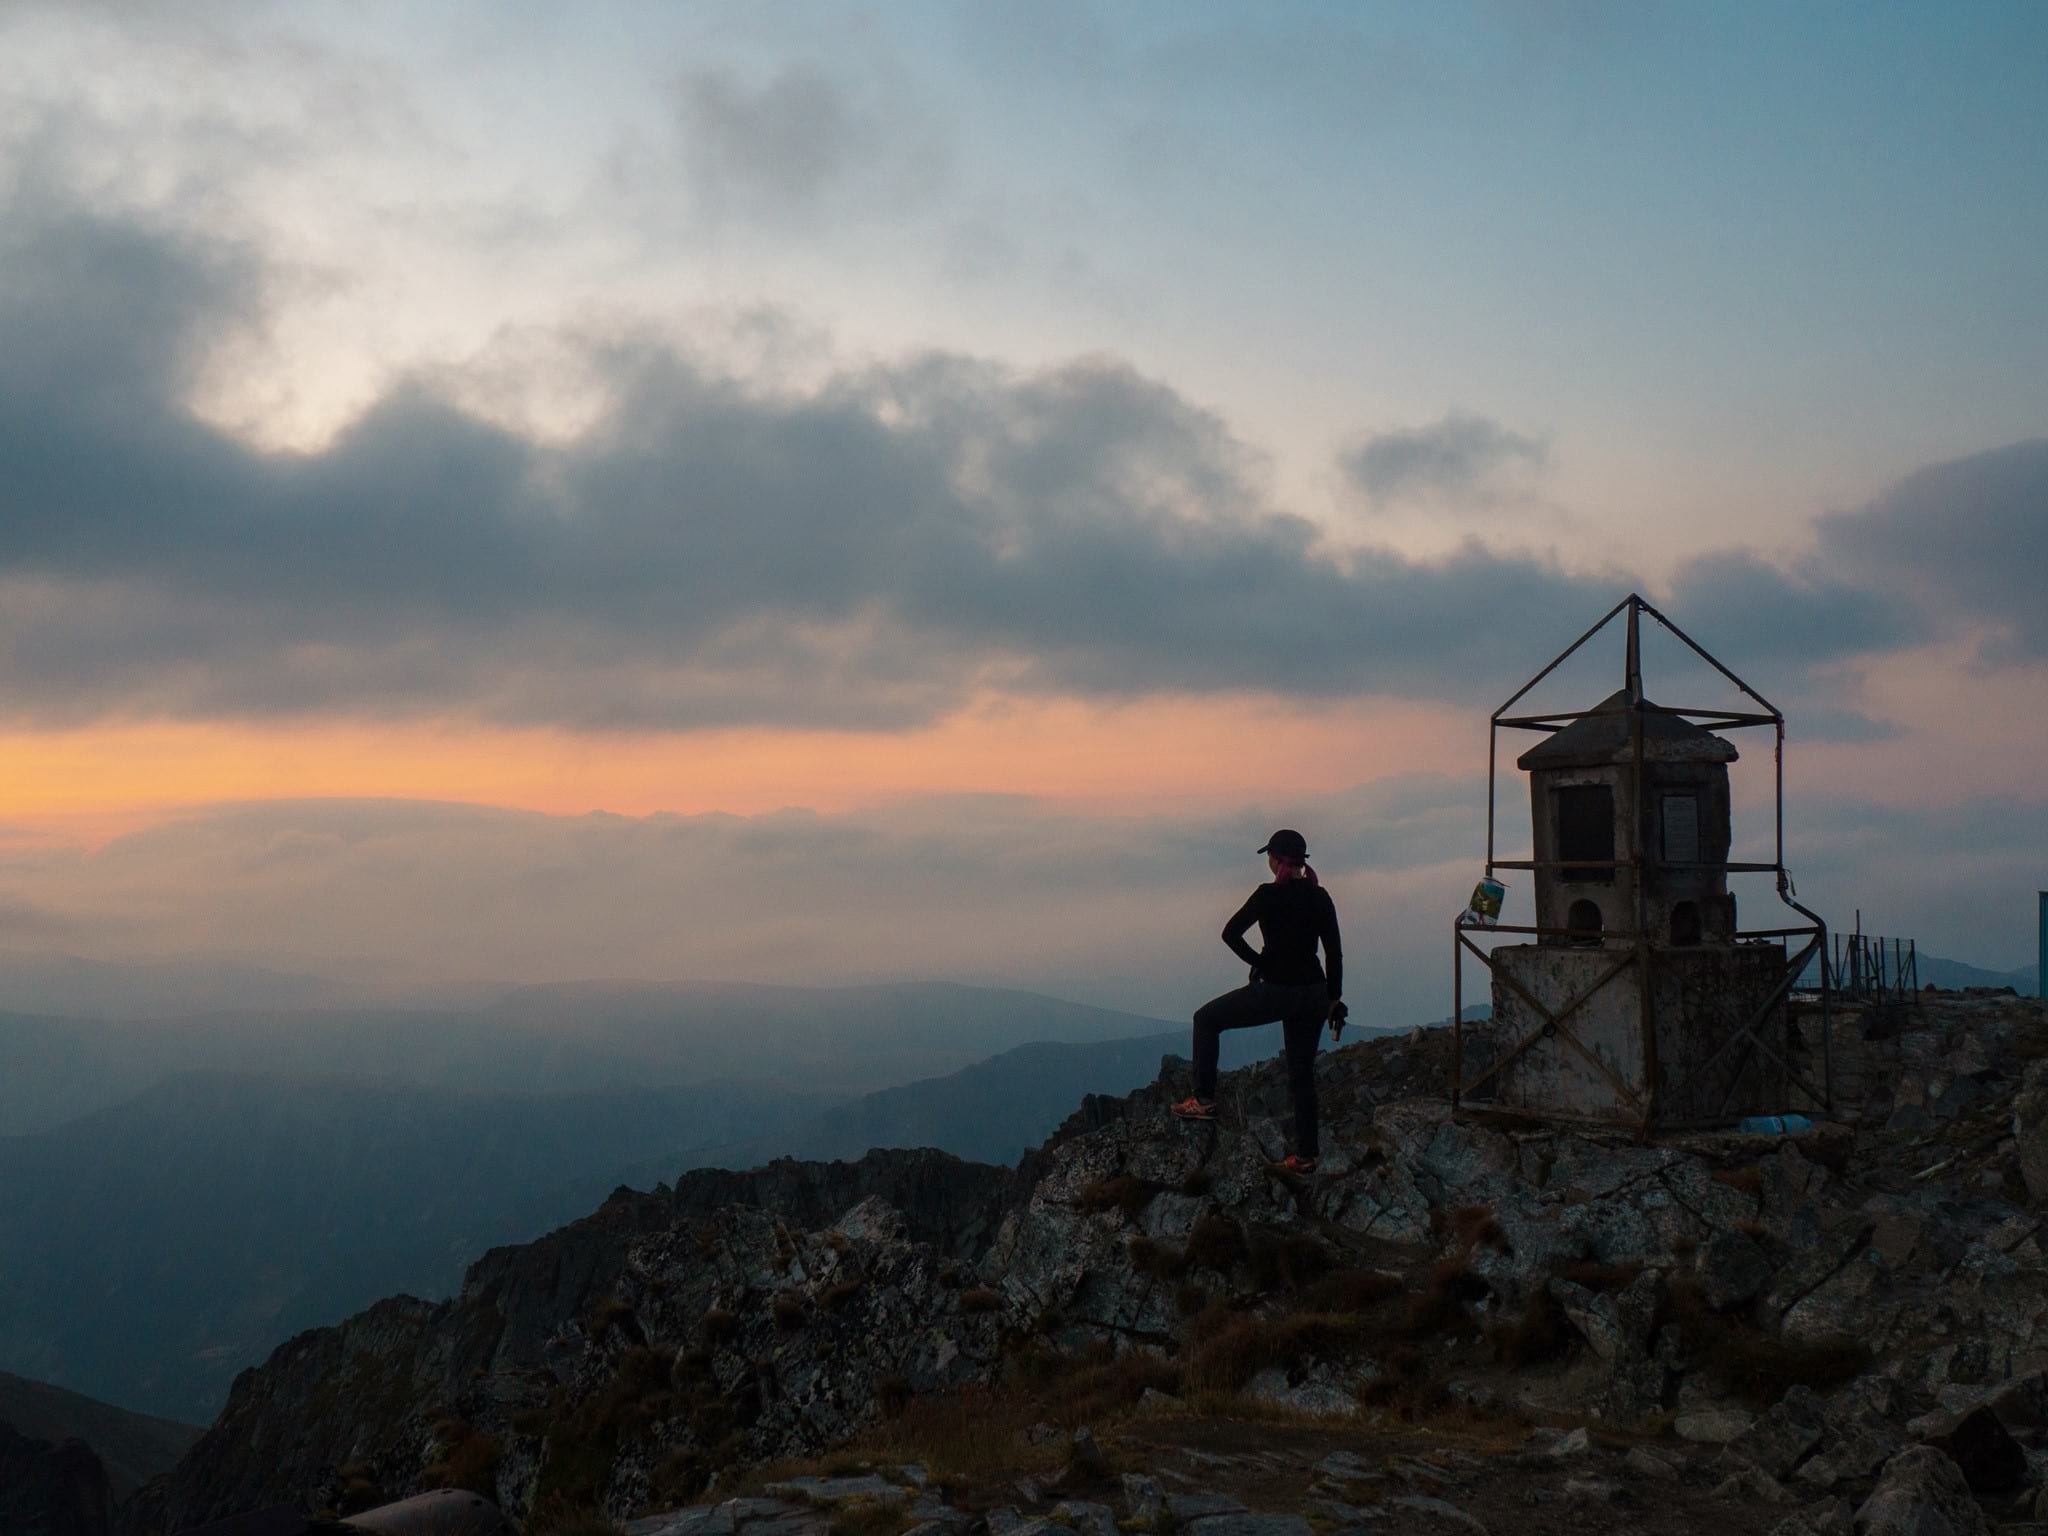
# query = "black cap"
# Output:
<box><xmin>1257</xmin><ymin>828</ymin><xmax>1308</xmax><ymax>858</ymax></box>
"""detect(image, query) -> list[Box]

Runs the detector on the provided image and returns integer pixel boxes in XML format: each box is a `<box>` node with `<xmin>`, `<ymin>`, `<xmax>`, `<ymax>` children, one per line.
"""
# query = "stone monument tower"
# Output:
<box><xmin>1452</xmin><ymin>595</ymin><xmax>1831</xmax><ymax>1131</ymax></box>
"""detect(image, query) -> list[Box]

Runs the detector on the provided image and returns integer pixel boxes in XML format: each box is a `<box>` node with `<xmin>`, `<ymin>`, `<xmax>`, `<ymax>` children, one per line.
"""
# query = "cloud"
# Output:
<box><xmin>1813</xmin><ymin>438</ymin><xmax>2048</xmax><ymax>665</ymax></box>
<box><xmin>670</xmin><ymin>63</ymin><xmax>948</xmax><ymax>230</ymax></box>
<box><xmin>0</xmin><ymin>189</ymin><xmax>1642</xmax><ymax>729</ymax></box>
<box><xmin>1340</xmin><ymin>411</ymin><xmax>1548</xmax><ymax>508</ymax></box>
<box><xmin>0</xmin><ymin>186</ymin><xmax>1976</xmax><ymax>735</ymax></box>
<box><xmin>1662</xmin><ymin>549</ymin><xmax>1928</xmax><ymax>677</ymax></box>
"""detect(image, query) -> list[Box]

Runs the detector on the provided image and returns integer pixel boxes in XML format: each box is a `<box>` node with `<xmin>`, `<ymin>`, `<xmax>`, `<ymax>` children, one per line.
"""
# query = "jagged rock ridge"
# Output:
<box><xmin>126</xmin><ymin>992</ymin><xmax>2048</xmax><ymax>1535</ymax></box>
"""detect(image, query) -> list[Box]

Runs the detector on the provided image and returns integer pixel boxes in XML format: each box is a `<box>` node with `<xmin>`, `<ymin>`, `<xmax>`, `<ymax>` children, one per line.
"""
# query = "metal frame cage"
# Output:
<box><xmin>1452</xmin><ymin>593</ymin><xmax>1833</xmax><ymax>1132</ymax></box>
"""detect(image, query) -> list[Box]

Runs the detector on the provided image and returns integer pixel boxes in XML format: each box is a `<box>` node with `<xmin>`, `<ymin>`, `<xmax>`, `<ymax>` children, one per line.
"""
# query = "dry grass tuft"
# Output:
<box><xmin>1182</xmin><ymin>1210</ymin><xmax>1247</xmax><ymax>1273</ymax></box>
<box><xmin>876</xmin><ymin>1372</ymin><xmax>913</xmax><ymax>1418</ymax></box>
<box><xmin>525</xmin><ymin>1500</ymin><xmax>627</xmax><ymax>1536</ymax></box>
<box><xmin>700</xmin><ymin>1308</ymin><xmax>741</xmax><ymax>1340</ymax></box>
<box><xmin>1297</xmin><ymin>1267</ymin><xmax>1403</xmax><ymax>1314</ymax></box>
<box><xmin>1127</xmin><ymin>1235</ymin><xmax>1186</xmax><ymax>1279</ymax></box>
<box><xmin>849</xmin><ymin>1383</ymin><xmax>1065</xmax><ymax>1487</ymax></box>
<box><xmin>334</xmin><ymin>1461</ymin><xmax>385</xmax><ymax>1517</ymax></box>
<box><xmin>423</xmin><ymin>1418</ymin><xmax>502</xmax><ymax>1499</ymax></box>
<box><xmin>670</xmin><ymin>1348</ymin><xmax>712</xmax><ymax>1387</ymax></box>
<box><xmin>1490</xmin><ymin>1287</ymin><xmax>1570</xmax><ymax>1368</ymax></box>
<box><xmin>1560</xmin><ymin>1260</ymin><xmax>1643</xmax><ymax>1291</ymax></box>
<box><xmin>1042</xmin><ymin>1346</ymin><xmax>1183</xmax><ymax>1428</ymax></box>
<box><xmin>820</xmin><ymin>1277</ymin><xmax>864</xmax><ymax>1313</ymax></box>
<box><xmin>1661</xmin><ymin>1277</ymin><xmax>1868</xmax><ymax>1403</ymax></box>
<box><xmin>585</xmin><ymin>1294</ymin><xmax>637</xmax><ymax>1340</ymax></box>
<box><xmin>1353</xmin><ymin>1342</ymin><xmax>1445</xmax><ymax>1419</ymax></box>
<box><xmin>830</xmin><ymin>1501</ymin><xmax>913</xmax><ymax>1536</ymax></box>
<box><xmin>1712</xmin><ymin>1163</ymin><xmax>1765</xmax><ymax>1195</ymax></box>
<box><xmin>1247</xmin><ymin>1226</ymin><xmax>1337</xmax><ymax>1290</ymax></box>
<box><xmin>1405</xmin><ymin>1255</ymin><xmax>1487</xmax><ymax>1335</ymax></box>
<box><xmin>1184</xmin><ymin>1311</ymin><xmax>1368</xmax><ymax>1395</ymax></box>
<box><xmin>1449</xmin><ymin>1204</ymin><xmax>1511</xmax><ymax>1254</ymax></box>
<box><xmin>1075</xmin><ymin>1174</ymin><xmax>1159</xmax><ymax>1223</ymax></box>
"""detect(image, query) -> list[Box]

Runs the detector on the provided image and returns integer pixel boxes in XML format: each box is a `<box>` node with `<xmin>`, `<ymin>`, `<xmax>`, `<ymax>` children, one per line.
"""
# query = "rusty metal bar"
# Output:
<box><xmin>1495</xmin><ymin>707</ymin><xmax>1780</xmax><ymax>731</ymax></box>
<box><xmin>1485</xmin><ymin>719</ymin><xmax>1498</xmax><ymax>874</ymax></box>
<box><xmin>1628</xmin><ymin>603</ymin><xmax>1659</xmax><ymax>1135</ymax></box>
<box><xmin>1492</xmin><ymin>594</ymin><xmax>1634</xmax><ymax>720</ymax></box>
<box><xmin>1636</xmin><ymin>596</ymin><xmax>1783</xmax><ymax>718</ymax></box>
<box><xmin>1490</xmin><ymin>858</ymin><xmax>1780</xmax><ymax>873</ymax></box>
<box><xmin>1775</xmin><ymin>718</ymin><xmax>1786</xmax><ymax>876</ymax></box>
<box><xmin>1663</xmin><ymin>932</ymin><xmax>1822</xmax><ymax>1109</ymax></box>
<box><xmin>1452</xmin><ymin>919</ymin><xmax>1465</xmax><ymax>1107</ymax></box>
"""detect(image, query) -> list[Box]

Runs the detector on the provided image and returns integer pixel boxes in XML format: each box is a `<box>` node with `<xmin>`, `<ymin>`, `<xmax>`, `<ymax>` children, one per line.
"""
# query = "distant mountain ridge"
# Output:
<box><xmin>0</xmin><ymin>1073</ymin><xmax>828</xmax><ymax>1421</ymax></box>
<box><xmin>0</xmin><ymin>978</ymin><xmax>1176</xmax><ymax>1134</ymax></box>
<box><xmin>602</xmin><ymin>1024</ymin><xmax>1294</xmax><ymax>1184</ymax></box>
<box><xmin>0</xmin><ymin>1371</ymin><xmax>198</xmax><ymax>1500</ymax></box>
<box><xmin>0</xmin><ymin>1005</ymin><xmax>1367</xmax><ymax>1424</ymax></box>
<box><xmin>1915</xmin><ymin>952</ymin><xmax>2040</xmax><ymax>993</ymax></box>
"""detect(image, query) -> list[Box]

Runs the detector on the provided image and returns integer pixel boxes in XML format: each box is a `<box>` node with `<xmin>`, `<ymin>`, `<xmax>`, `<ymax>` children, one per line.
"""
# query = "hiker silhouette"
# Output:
<box><xmin>1171</xmin><ymin>829</ymin><xmax>1344</xmax><ymax>1174</ymax></box>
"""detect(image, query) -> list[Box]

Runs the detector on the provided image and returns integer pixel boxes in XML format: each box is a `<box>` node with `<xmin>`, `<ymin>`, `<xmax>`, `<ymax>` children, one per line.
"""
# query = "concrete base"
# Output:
<box><xmin>1472</xmin><ymin>942</ymin><xmax>1792</xmax><ymax>1126</ymax></box>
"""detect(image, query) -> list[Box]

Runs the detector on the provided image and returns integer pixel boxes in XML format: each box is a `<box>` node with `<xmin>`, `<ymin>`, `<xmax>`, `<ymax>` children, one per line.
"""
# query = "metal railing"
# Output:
<box><xmin>1826</xmin><ymin>931</ymin><xmax>1917</xmax><ymax>1003</ymax></box>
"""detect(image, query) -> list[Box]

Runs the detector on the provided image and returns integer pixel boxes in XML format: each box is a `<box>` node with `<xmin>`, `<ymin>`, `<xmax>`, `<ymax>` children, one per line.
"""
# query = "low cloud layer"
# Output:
<box><xmin>671</xmin><ymin>64</ymin><xmax>947</xmax><ymax>230</ymax></box>
<box><xmin>0</xmin><ymin>184</ymin><xmax>2032</xmax><ymax>736</ymax></box>
<box><xmin>1813</xmin><ymin>439</ymin><xmax>2048</xmax><ymax>667</ymax></box>
<box><xmin>1342</xmin><ymin>411</ymin><xmax>1548</xmax><ymax>508</ymax></box>
<box><xmin>0</xmin><ymin>783</ymin><xmax>1485</xmax><ymax>1022</ymax></box>
<box><xmin>5</xmin><ymin>783</ymin><xmax>2038</xmax><ymax>1025</ymax></box>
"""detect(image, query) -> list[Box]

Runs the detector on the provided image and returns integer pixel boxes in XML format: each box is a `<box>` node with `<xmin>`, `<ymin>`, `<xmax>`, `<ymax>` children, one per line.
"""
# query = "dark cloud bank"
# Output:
<box><xmin>1342</xmin><ymin>410</ymin><xmax>1548</xmax><ymax>507</ymax></box>
<box><xmin>0</xmin><ymin>189</ymin><xmax>2035</xmax><ymax>734</ymax></box>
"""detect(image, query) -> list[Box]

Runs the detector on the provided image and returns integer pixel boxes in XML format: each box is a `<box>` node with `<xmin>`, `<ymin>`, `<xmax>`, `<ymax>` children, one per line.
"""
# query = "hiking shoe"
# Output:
<box><xmin>1269</xmin><ymin>1154</ymin><xmax>1319</xmax><ymax>1175</ymax></box>
<box><xmin>1169</xmin><ymin>1095</ymin><xmax>1217</xmax><ymax>1122</ymax></box>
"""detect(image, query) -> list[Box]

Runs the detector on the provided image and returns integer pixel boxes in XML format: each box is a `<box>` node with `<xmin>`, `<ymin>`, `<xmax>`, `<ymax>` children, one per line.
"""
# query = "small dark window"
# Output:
<box><xmin>1670</xmin><ymin>900</ymin><xmax>1701</xmax><ymax>945</ymax></box>
<box><xmin>1567</xmin><ymin>898</ymin><xmax>1603</xmax><ymax>945</ymax></box>
<box><xmin>1662</xmin><ymin>795</ymin><xmax>1700</xmax><ymax>864</ymax></box>
<box><xmin>1555</xmin><ymin>784</ymin><xmax>1614</xmax><ymax>884</ymax></box>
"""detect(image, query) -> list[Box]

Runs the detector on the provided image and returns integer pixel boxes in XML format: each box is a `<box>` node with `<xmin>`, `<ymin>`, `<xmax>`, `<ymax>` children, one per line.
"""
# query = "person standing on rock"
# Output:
<box><xmin>1171</xmin><ymin>828</ymin><xmax>1344</xmax><ymax>1173</ymax></box>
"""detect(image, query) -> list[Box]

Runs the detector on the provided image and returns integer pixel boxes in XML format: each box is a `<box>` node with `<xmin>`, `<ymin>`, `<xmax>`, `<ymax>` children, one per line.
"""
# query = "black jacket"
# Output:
<box><xmin>1222</xmin><ymin>881</ymin><xmax>1343</xmax><ymax>1000</ymax></box>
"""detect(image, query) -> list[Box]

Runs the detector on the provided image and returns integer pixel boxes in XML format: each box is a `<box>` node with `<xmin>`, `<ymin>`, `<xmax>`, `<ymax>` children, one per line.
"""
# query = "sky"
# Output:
<box><xmin>0</xmin><ymin>1</ymin><xmax>2043</xmax><ymax>1025</ymax></box>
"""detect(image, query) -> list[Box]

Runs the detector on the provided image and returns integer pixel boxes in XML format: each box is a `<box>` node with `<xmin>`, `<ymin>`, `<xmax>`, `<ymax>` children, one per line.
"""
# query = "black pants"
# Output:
<box><xmin>1192</xmin><ymin>980</ymin><xmax>1326</xmax><ymax>1157</ymax></box>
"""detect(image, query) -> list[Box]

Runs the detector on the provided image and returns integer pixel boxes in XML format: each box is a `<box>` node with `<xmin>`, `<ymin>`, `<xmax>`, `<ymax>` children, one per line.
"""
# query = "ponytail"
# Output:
<box><xmin>1273</xmin><ymin>854</ymin><xmax>1320</xmax><ymax>887</ymax></box>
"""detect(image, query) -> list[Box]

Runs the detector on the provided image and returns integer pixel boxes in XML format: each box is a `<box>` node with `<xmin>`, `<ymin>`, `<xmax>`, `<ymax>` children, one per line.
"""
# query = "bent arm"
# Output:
<box><xmin>1221</xmin><ymin>889</ymin><xmax>1263</xmax><ymax>971</ymax></box>
<box><xmin>1320</xmin><ymin>890</ymin><xmax>1344</xmax><ymax>1000</ymax></box>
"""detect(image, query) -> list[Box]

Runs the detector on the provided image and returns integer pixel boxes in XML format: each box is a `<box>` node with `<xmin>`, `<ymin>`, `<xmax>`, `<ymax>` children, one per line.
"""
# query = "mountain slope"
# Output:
<box><xmin>0</xmin><ymin>1372</ymin><xmax>199</xmax><ymax>1500</ymax></box>
<box><xmin>1916</xmin><ymin>951</ymin><xmax>2040</xmax><ymax>993</ymax></box>
<box><xmin>610</xmin><ymin>1026</ymin><xmax>1296</xmax><ymax>1180</ymax></box>
<box><xmin>123</xmin><ymin>992</ymin><xmax>2048</xmax><ymax>1536</ymax></box>
<box><xmin>0</xmin><ymin>1072</ymin><xmax>826</xmax><ymax>1421</ymax></box>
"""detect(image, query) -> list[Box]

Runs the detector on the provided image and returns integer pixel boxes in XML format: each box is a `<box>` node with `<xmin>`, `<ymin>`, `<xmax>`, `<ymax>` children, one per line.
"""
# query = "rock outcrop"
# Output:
<box><xmin>125</xmin><ymin>991</ymin><xmax>2048</xmax><ymax>1535</ymax></box>
<box><xmin>4</xmin><ymin>1420</ymin><xmax>114</xmax><ymax>1536</ymax></box>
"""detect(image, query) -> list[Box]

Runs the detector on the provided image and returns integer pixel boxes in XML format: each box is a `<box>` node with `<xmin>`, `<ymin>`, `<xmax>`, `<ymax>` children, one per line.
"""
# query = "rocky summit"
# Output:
<box><xmin>125</xmin><ymin>989</ymin><xmax>2048</xmax><ymax>1536</ymax></box>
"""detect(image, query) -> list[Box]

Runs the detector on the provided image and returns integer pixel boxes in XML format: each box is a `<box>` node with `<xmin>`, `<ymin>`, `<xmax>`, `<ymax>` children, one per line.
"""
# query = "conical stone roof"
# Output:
<box><xmin>1516</xmin><ymin>689</ymin><xmax>1739</xmax><ymax>771</ymax></box>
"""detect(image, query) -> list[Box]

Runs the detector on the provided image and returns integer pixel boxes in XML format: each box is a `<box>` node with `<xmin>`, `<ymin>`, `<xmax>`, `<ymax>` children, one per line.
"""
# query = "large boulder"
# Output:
<box><xmin>0</xmin><ymin>1422</ymin><xmax>112</xmax><ymax>1536</ymax></box>
<box><xmin>2012</xmin><ymin>1060</ymin><xmax>2048</xmax><ymax>1202</ymax></box>
<box><xmin>1854</xmin><ymin>1447</ymin><xmax>1988</xmax><ymax>1536</ymax></box>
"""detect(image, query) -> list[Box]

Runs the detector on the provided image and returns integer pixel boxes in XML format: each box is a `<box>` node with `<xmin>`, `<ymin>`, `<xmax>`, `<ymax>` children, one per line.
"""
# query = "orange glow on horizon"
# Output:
<box><xmin>0</xmin><ymin>694</ymin><xmax>1475</xmax><ymax>847</ymax></box>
